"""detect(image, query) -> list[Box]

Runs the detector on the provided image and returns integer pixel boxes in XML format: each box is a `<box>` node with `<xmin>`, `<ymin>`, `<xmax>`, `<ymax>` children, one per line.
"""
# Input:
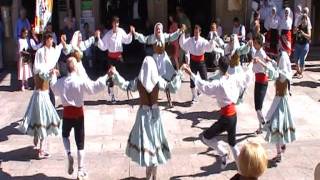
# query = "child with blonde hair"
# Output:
<box><xmin>231</xmin><ymin>142</ymin><xmax>268</xmax><ymax>180</ymax></box>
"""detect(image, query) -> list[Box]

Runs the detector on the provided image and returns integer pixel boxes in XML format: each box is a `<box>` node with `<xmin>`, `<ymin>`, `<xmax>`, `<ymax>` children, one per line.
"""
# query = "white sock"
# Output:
<box><xmin>231</xmin><ymin>145</ymin><xmax>240</xmax><ymax>169</ymax></box>
<box><xmin>78</xmin><ymin>150</ymin><xmax>85</xmax><ymax>171</ymax></box>
<box><xmin>63</xmin><ymin>137</ymin><xmax>71</xmax><ymax>155</ymax></box>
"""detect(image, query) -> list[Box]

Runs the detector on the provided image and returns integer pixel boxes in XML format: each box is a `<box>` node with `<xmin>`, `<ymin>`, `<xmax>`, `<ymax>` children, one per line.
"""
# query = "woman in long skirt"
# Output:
<box><xmin>257</xmin><ymin>50</ymin><xmax>296</xmax><ymax>165</ymax></box>
<box><xmin>110</xmin><ymin>56</ymin><xmax>182</xmax><ymax>179</ymax></box>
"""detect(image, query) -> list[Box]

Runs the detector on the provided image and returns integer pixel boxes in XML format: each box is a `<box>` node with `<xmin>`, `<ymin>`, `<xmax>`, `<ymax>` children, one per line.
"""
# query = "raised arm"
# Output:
<box><xmin>97</xmin><ymin>33</ymin><xmax>109</xmax><ymax>51</ymax></box>
<box><xmin>112</xmin><ymin>71</ymin><xmax>138</xmax><ymax>92</ymax></box>
<box><xmin>121</xmin><ymin>29</ymin><xmax>133</xmax><ymax>44</ymax></box>
<box><xmin>82</xmin><ymin>74</ymin><xmax>108</xmax><ymax>95</ymax></box>
<box><xmin>164</xmin><ymin>29</ymin><xmax>182</xmax><ymax>43</ymax></box>
<box><xmin>79</xmin><ymin>36</ymin><xmax>95</xmax><ymax>51</ymax></box>
<box><xmin>134</xmin><ymin>32</ymin><xmax>153</xmax><ymax>45</ymax></box>
<box><xmin>179</xmin><ymin>33</ymin><xmax>191</xmax><ymax>52</ymax></box>
<box><xmin>158</xmin><ymin>70</ymin><xmax>183</xmax><ymax>93</ymax></box>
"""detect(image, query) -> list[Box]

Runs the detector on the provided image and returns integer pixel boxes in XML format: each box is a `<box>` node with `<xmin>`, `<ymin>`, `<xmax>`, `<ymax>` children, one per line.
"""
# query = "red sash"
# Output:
<box><xmin>108</xmin><ymin>52</ymin><xmax>122</xmax><ymax>60</ymax></box>
<box><xmin>63</xmin><ymin>106</ymin><xmax>84</xmax><ymax>119</ymax></box>
<box><xmin>190</xmin><ymin>54</ymin><xmax>205</xmax><ymax>62</ymax></box>
<box><xmin>220</xmin><ymin>103</ymin><xmax>236</xmax><ymax>117</ymax></box>
<box><xmin>255</xmin><ymin>73</ymin><xmax>268</xmax><ymax>84</ymax></box>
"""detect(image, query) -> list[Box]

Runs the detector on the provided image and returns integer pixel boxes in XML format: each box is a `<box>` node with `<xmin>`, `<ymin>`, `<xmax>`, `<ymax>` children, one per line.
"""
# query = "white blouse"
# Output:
<box><xmin>98</xmin><ymin>28</ymin><xmax>132</xmax><ymax>52</ymax></box>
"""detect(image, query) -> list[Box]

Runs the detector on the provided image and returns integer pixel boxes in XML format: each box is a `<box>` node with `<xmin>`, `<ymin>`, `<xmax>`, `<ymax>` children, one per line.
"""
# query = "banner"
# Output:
<box><xmin>34</xmin><ymin>0</ymin><xmax>53</xmax><ymax>33</ymax></box>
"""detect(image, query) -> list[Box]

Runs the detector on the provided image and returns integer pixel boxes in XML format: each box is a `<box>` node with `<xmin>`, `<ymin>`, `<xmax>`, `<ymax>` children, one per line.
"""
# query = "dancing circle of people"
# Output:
<box><xmin>17</xmin><ymin>7</ymin><xmax>310</xmax><ymax>178</ymax></box>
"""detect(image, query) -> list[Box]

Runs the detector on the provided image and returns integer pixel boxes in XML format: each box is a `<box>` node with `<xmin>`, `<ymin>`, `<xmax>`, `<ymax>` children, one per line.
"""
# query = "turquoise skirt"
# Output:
<box><xmin>264</xmin><ymin>96</ymin><xmax>296</xmax><ymax>144</ymax></box>
<box><xmin>19</xmin><ymin>90</ymin><xmax>61</xmax><ymax>139</ymax></box>
<box><xmin>126</xmin><ymin>106</ymin><xmax>171</xmax><ymax>167</ymax></box>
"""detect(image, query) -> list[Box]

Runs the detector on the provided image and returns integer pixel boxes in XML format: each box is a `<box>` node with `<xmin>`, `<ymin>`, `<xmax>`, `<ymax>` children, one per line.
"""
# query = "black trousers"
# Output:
<box><xmin>62</xmin><ymin>117</ymin><xmax>85</xmax><ymax>150</ymax></box>
<box><xmin>203</xmin><ymin>114</ymin><xmax>237</xmax><ymax>146</ymax></box>
<box><xmin>107</xmin><ymin>58</ymin><xmax>122</xmax><ymax>87</ymax></box>
<box><xmin>254</xmin><ymin>82</ymin><xmax>268</xmax><ymax>111</ymax></box>
<box><xmin>190</xmin><ymin>60</ymin><xmax>207</xmax><ymax>88</ymax></box>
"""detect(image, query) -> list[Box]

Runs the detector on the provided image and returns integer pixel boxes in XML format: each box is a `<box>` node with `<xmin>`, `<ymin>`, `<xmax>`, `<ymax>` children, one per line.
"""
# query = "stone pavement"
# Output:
<box><xmin>0</xmin><ymin>60</ymin><xmax>320</xmax><ymax>180</ymax></box>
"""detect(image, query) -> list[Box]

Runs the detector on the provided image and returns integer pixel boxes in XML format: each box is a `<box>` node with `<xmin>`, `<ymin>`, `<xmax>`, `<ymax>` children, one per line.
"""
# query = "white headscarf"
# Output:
<box><xmin>71</xmin><ymin>31</ymin><xmax>81</xmax><ymax>50</ymax></box>
<box><xmin>280</xmin><ymin>7</ymin><xmax>293</xmax><ymax>30</ymax></box>
<box><xmin>225</xmin><ymin>34</ymin><xmax>240</xmax><ymax>56</ymax></box>
<box><xmin>302</xmin><ymin>7</ymin><xmax>309</xmax><ymax>16</ymax></box>
<box><xmin>153</xmin><ymin>22</ymin><xmax>165</xmax><ymax>46</ymax></box>
<box><xmin>278</xmin><ymin>50</ymin><xmax>292</xmax><ymax>81</ymax></box>
<box><xmin>138</xmin><ymin>56</ymin><xmax>160</xmax><ymax>93</ymax></box>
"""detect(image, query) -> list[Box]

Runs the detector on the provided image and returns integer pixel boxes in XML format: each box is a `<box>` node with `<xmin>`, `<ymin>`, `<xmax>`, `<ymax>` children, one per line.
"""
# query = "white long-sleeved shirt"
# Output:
<box><xmin>51</xmin><ymin>72</ymin><xmax>108</xmax><ymax>107</ymax></box>
<box><xmin>191</xmin><ymin>65</ymin><xmax>253</xmax><ymax>108</ymax></box>
<box><xmin>98</xmin><ymin>28</ymin><xmax>132</xmax><ymax>52</ymax></box>
<box><xmin>279</xmin><ymin>17</ymin><xmax>293</xmax><ymax>31</ymax></box>
<box><xmin>232</xmin><ymin>25</ymin><xmax>246</xmax><ymax>42</ymax></box>
<box><xmin>29</xmin><ymin>39</ymin><xmax>42</xmax><ymax>51</ymax></box>
<box><xmin>252</xmin><ymin>47</ymin><xmax>268</xmax><ymax>74</ymax></box>
<box><xmin>33</xmin><ymin>44</ymin><xmax>63</xmax><ymax>74</ymax></box>
<box><xmin>264</xmin><ymin>15</ymin><xmax>280</xmax><ymax>30</ymax></box>
<box><xmin>179</xmin><ymin>33</ymin><xmax>216</xmax><ymax>55</ymax></box>
<box><xmin>18</xmin><ymin>38</ymin><xmax>29</xmax><ymax>52</ymax></box>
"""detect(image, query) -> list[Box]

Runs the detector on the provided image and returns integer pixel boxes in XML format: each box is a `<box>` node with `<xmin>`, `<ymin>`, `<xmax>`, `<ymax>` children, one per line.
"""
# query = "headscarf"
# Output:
<box><xmin>280</xmin><ymin>7</ymin><xmax>293</xmax><ymax>30</ymax></box>
<box><xmin>153</xmin><ymin>22</ymin><xmax>165</xmax><ymax>46</ymax></box>
<box><xmin>138</xmin><ymin>56</ymin><xmax>160</xmax><ymax>93</ymax></box>
<box><xmin>302</xmin><ymin>7</ymin><xmax>309</xmax><ymax>16</ymax></box>
<box><xmin>225</xmin><ymin>34</ymin><xmax>240</xmax><ymax>57</ymax></box>
<box><xmin>278</xmin><ymin>50</ymin><xmax>292</xmax><ymax>81</ymax></box>
<box><xmin>70</xmin><ymin>31</ymin><xmax>84</xmax><ymax>57</ymax></box>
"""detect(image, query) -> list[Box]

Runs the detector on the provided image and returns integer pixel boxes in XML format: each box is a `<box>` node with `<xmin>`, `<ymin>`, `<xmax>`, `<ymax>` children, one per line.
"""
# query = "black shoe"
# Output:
<box><xmin>272</xmin><ymin>154</ymin><xmax>282</xmax><ymax>163</ymax></box>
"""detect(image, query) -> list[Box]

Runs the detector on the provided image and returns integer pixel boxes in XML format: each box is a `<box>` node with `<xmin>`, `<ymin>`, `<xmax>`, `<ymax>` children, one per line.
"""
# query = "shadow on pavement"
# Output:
<box><xmin>170</xmin><ymin>161</ymin><xmax>237</xmax><ymax>179</ymax></box>
<box><xmin>0</xmin><ymin>121</ymin><xmax>23</xmax><ymax>142</ymax></box>
<box><xmin>0</xmin><ymin>70</ymin><xmax>19</xmax><ymax>92</ymax></box>
<box><xmin>0</xmin><ymin>146</ymin><xmax>37</xmax><ymax>162</ymax></box>
<box><xmin>167</xmin><ymin>110</ymin><xmax>220</xmax><ymax>127</ymax></box>
<box><xmin>84</xmin><ymin>98</ymin><xmax>139</xmax><ymax>106</ymax></box>
<box><xmin>305</xmin><ymin>67</ymin><xmax>320</xmax><ymax>72</ymax></box>
<box><xmin>292</xmin><ymin>81</ymin><xmax>320</xmax><ymax>88</ymax></box>
<box><xmin>0</xmin><ymin>171</ymin><xmax>72</xmax><ymax>180</ymax></box>
<box><xmin>120</xmin><ymin>177</ymin><xmax>145</xmax><ymax>180</ymax></box>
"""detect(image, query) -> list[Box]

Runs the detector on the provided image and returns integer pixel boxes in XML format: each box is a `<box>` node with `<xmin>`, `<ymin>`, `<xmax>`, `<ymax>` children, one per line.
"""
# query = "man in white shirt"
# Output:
<box><xmin>51</xmin><ymin>57</ymin><xmax>108</xmax><ymax>179</ymax></box>
<box><xmin>179</xmin><ymin>25</ymin><xmax>218</xmax><ymax>103</ymax></box>
<box><xmin>182</xmin><ymin>56</ymin><xmax>253</xmax><ymax>170</ymax></box>
<box><xmin>232</xmin><ymin>17</ymin><xmax>246</xmax><ymax>44</ymax></box>
<box><xmin>96</xmin><ymin>16</ymin><xmax>133</xmax><ymax>103</ymax></box>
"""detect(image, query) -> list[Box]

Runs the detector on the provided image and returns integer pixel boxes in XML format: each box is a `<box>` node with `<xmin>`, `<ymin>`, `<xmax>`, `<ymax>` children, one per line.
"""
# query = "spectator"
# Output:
<box><xmin>293</xmin><ymin>14</ymin><xmax>311</xmax><ymax>79</ymax></box>
<box><xmin>279</xmin><ymin>7</ymin><xmax>293</xmax><ymax>55</ymax></box>
<box><xmin>168</xmin><ymin>14</ymin><xmax>180</xmax><ymax>69</ymax></box>
<box><xmin>293</xmin><ymin>5</ymin><xmax>302</xmax><ymax>29</ymax></box>
<box><xmin>17</xmin><ymin>28</ymin><xmax>33</xmax><ymax>91</ymax></box>
<box><xmin>215</xmin><ymin>18</ymin><xmax>223</xmax><ymax>37</ymax></box>
<box><xmin>232</xmin><ymin>17</ymin><xmax>246</xmax><ymax>44</ymax></box>
<box><xmin>230</xmin><ymin>142</ymin><xmax>268</xmax><ymax>180</ymax></box>
<box><xmin>81</xmin><ymin>22</ymin><xmax>94</xmax><ymax>68</ymax></box>
<box><xmin>63</xmin><ymin>17</ymin><xmax>76</xmax><ymax>43</ymax></box>
<box><xmin>15</xmin><ymin>8</ymin><xmax>31</xmax><ymax>40</ymax></box>
<box><xmin>207</xmin><ymin>22</ymin><xmax>224</xmax><ymax>68</ymax></box>
<box><xmin>45</xmin><ymin>23</ymin><xmax>58</xmax><ymax>45</ymax></box>
<box><xmin>264</xmin><ymin>6</ymin><xmax>280</xmax><ymax>58</ymax></box>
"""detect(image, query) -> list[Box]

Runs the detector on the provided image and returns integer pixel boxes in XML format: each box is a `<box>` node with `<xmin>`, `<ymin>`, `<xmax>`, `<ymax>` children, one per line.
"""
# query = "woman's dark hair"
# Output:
<box><xmin>42</xmin><ymin>32</ymin><xmax>53</xmax><ymax>44</ymax></box>
<box><xmin>111</xmin><ymin>16</ymin><xmax>120</xmax><ymax>23</ymax></box>
<box><xmin>218</xmin><ymin>56</ymin><xmax>230</xmax><ymax>74</ymax></box>
<box><xmin>20</xmin><ymin>27</ymin><xmax>28</xmax><ymax>37</ymax></box>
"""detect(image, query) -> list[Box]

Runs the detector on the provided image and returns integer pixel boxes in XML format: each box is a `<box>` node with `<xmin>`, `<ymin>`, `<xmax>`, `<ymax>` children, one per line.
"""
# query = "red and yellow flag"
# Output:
<box><xmin>34</xmin><ymin>0</ymin><xmax>53</xmax><ymax>33</ymax></box>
